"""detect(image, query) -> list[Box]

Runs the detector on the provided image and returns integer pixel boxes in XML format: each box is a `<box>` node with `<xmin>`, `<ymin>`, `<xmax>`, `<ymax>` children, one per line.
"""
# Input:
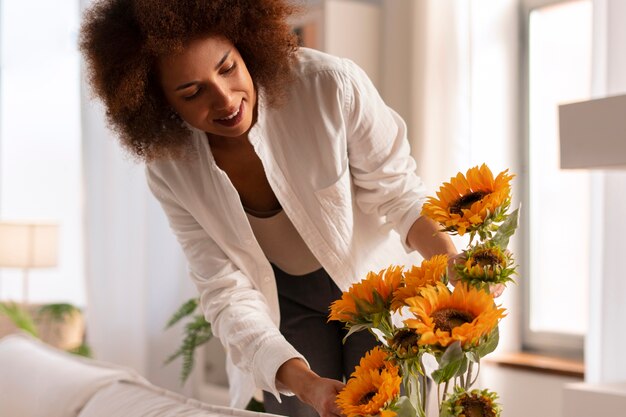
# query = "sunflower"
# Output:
<box><xmin>456</xmin><ymin>243</ymin><xmax>516</xmax><ymax>289</ymax></box>
<box><xmin>387</xmin><ymin>328</ymin><xmax>421</xmax><ymax>359</ymax></box>
<box><xmin>351</xmin><ymin>346</ymin><xmax>397</xmax><ymax>378</ymax></box>
<box><xmin>336</xmin><ymin>367</ymin><xmax>402</xmax><ymax>417</ymax></box>
<box><xmin>440</xmin><ymin>387</ymin><xmax>501</xmax><ymax>417</ymax></box>
<box><xmin>391</xmin><ymin>255</ymin><xmax>448</xmax><ymax>311</ymax></box>
<box><xmin>403</xmin><ymin>283</ymin><xmax>505</xmax><ymax>349</ymax></box>
<box><xmin>420</xmin><ymin>164</ymin><xmax>514</xmax><ymax>237</ymax></box>
<box><xmin>329</xmin><ymin>265</ymin><xmax>404</xmax><ymax>325</ymax></box>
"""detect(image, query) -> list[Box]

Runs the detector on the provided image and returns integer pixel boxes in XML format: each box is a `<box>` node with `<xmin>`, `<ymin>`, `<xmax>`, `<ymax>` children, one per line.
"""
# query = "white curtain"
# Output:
<box><xmin>381</xmin><ymin>0</ymin><xmax>521</xmax><ymax>351</ymax></box>
<box><xmin>409</xmin><ymin>0</ymin><xmax>473</xmax><ymax>189</ymax></box>
<box><xmin>381</xmin><ymin>0</ymin><xmax>472</xmax><ymax>189</ymax></box>
<box><xmin>586</xmin><ymin>0</ymin><xmax>626</xmax><ymax>385</ymax></box>
<box><xmin>79</xmin><ymin>0</ymin><xmax>197</xmax><ymax>395</ymax></box>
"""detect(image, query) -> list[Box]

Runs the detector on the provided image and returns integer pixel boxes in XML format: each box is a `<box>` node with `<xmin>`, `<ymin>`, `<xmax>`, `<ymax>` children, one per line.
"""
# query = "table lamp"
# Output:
<box><xmin>0</xmin><ymin>222</ymin><xmax>59</xmax><ymax>305</ymax></box>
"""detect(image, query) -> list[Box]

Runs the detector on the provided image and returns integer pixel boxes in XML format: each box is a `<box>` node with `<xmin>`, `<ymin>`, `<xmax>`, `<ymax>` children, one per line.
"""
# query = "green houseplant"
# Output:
<box><xmin>164</xmin><ymin>297</ymin><xmax>265</xmax><ymax>412</ymax></box>
<box><xmin>0</xmin><ymin>301</ymin><xmax>91</xmax><ymax>357</ymax></box>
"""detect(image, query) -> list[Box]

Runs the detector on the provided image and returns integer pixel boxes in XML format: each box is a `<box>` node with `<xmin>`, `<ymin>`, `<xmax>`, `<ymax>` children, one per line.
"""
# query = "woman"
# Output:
<box><xmin>80</xmin><ymin>1</ymin><xmax>459</xmax><ymax>416</ymax></box>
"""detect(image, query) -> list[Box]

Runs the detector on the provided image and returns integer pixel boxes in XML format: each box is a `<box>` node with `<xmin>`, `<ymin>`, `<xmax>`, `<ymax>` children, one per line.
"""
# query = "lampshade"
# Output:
<box><xmin>559</xmin><ymin>93</ymin><xmax>626</xmax><ymax>169</ymax></box>
<box><xmin>0</xmin><ymin>222</ymin><xmax>59</xmax><ymax>268</ymax></box>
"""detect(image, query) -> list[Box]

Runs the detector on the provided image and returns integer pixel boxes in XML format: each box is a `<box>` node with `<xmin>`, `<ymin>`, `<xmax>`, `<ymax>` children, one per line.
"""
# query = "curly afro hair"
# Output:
<box><xmin>80</xmin><ymin>0</ymin><xmax>299</xmax><ymax>161</ymax></box>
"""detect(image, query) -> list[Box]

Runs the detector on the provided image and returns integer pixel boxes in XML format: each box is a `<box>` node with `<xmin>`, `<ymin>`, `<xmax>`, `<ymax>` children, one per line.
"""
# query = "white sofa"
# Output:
<box><xmin>0</xmin><ymin>333</ymin><xmax>282</xmax><ymax>417</ymax></box>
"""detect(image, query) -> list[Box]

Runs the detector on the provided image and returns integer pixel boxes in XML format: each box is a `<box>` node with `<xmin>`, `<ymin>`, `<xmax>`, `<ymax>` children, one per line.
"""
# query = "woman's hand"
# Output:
<box><xmin>277</xmin><ymin>358</ymin><xmax>345</xmax><ymax>417</ymax></box>
<box><xmin>298</xmin><ymin>376</ymin><xmax>345</xmax><ymax>417</ymax></box>
<box><xmin>488</xmin><ymin>283</ymin><xmax>505</xmax><ymax>298</ymax></box>
<box><xmin>447</xmin><ymin>252</ymin><xmax>463</xmax><ymax>287</ymax></box>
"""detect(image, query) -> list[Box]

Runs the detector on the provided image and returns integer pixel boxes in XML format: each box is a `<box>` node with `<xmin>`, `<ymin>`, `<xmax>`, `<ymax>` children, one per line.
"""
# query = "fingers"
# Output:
<box><xmin>330</xmin><ymin>379</ymin><xmax>345</xmax><ymax>392</ymax></box>
<box><xmin>489</xmin><ymin>283</ymin><xmax>505</xmax><ymax>298</ymax></box>
<box><xmin>306</xmin><ymin>377</ymin><xmax>346</xmax><ymax>417</ymax></box>
<box><xmin>326</xmin><ymin>380</ymin><xmax>345</xmax><ymax>417</ymax></box>
<box><xmin>447</xmin><ymin>253</ymin><xmax>462</xmax><ymax>286</ymax></box>
<box><xmin>326</xmin><ymin>403</ymin><xmax>343</xmax><ymax>417</ymax></box>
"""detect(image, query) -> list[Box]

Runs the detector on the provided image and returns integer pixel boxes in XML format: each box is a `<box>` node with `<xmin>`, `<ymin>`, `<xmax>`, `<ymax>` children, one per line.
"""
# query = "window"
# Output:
<box><xmin>523</xmin><ymin>0</ymin><xmax>593</xmax><ymax>355</ymax></box>
<box><xmin>0</xmin><ymin>0</ymin><xmax>84</xmax><ymax>306</ymax></box>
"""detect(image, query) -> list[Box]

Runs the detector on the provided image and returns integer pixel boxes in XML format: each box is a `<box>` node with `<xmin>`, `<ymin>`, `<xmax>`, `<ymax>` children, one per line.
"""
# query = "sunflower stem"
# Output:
<box><xmin>402</xmin><ymin>362</ymin><xmax>412</xmax><ymax>400</ymax></box>
<box><xmin>470</xmin><ymin>360</ymin><xmax>481</xmax><ymax>386</ymax></box>
<box><xmin>442</xmin><ymin>380</ymin><xmax>450</xmax><ymax>403</ymax></box>
<box><xmin>466</xmin><ymin>361</ymin><xmax>474</xmax><ymax>389</ymax></box>
<box><xmin>437</xmin><ymin>382</ymin><xmax>442</xmax><ymax>408</ymax></box>
<box><xmin>419</xmin><ymin>355</ymin><xmax>427</xmax><ymax>416</ymax></box>
<box><xmin>406</xmin><ymin>362</ymin><xmax>426</xmax><ymax>417</ymax></box>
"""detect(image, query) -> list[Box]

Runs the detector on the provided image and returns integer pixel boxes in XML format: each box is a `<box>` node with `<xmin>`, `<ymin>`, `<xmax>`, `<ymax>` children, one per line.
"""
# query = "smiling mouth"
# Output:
<box><xmin>218</xmin><ymin>106</ymin><xmax>240</xmax><ymax>121</ymax></box>
<box><xmin>214</xmin><ymin>101</ymin><xmax>244</xmax><ymax>127</ymax></box>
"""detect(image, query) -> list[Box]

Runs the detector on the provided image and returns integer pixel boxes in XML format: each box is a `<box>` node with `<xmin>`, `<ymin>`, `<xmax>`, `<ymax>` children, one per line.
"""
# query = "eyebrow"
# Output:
<box><xmin>174</xmin><ymin>49</ymin><xmax>232</xmax><ymax>91</ymax></box>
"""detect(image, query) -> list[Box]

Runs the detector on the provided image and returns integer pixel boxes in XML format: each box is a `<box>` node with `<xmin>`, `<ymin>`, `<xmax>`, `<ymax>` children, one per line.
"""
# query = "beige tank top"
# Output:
<box><xmin>244</xmin><ymin>207</ymin><xmax>321</xmax><ymax>276</ymax></box>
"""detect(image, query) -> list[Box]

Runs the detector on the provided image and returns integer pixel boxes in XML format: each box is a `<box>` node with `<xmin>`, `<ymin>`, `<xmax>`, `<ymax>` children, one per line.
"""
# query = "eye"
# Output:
<box><xmin>221</xmin><ymin>62</ymin><xmax>237</xmax><ymax>75</ymax></box>
<box><xmin>183</xmin><ymin>88</ymin><xmax>202</xmax><ymax>101</ymax></box>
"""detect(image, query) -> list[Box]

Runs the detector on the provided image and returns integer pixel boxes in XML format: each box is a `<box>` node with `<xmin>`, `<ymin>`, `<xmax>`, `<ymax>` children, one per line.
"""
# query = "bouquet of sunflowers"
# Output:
<box><xmin>329</xmin><ymin>164</ymin><xmax>518</xmax><ymax>417</ymax></box>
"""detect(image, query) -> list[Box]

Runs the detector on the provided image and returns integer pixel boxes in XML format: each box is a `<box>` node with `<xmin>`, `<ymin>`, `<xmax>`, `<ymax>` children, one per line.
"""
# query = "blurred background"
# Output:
<box><xmin>1</xmin><ymin>1</ymin><xmax>624</xmax><ymax>416</ymax></box>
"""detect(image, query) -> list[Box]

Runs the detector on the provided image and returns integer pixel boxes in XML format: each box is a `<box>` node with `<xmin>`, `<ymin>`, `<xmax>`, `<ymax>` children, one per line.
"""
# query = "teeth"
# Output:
<box><xmin>219</xmin><ymin>106</ymin><xmax>240</xmax><ymax>121</ymax></box>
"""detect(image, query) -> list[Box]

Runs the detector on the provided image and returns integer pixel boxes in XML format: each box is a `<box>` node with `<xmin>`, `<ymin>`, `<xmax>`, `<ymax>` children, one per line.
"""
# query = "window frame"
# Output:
<box><xmin>520</xmin><ymin>0</ymin><xmax>590</xmax><ymax>359</ymax></box>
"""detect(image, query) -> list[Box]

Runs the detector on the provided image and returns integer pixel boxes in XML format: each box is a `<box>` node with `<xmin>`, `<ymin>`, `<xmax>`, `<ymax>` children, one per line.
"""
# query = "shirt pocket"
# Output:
<box><xmin>313</xmin><ymin>164</ymin><xmax>354</xmax><ymax>248</ymax></box>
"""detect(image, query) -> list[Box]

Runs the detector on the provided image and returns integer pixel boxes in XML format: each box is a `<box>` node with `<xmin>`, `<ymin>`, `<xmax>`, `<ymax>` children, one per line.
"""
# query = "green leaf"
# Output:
<box><xmin>68</xmin><ymin>343</ymin><xmax>92</xmax><ymax>358</ymax></box>
<box><xmin>38</xmin><ymin>303</ymin><xmax>80</xmax><ymax>321</ymax></box>
<box><xmin>439</xmin><ymin>403</ymin><xmax>456</xmax><ymax>417</ymax></box>
<box><xmin>475</xmin><ymin>326</ymin><xmax>500</xmax><ymax>358</ymax></box>
<box><xmin>432</xmin><ymin>342</ymin><xmax>465</xmax><ymax>384</ymax></box>
<box><xmin>165</xmin><ymin>298</ymin><xmax>199</xmax><ymax>329</ymax></box>
<box><xmin>438</xmin><ymin>341</ymin><xmax>463</xmax><ymax>368</ymax></box>
<box><xmin>491</xmin><ymin>207</ymin><xmax>519</xmax><ymax>249</ymax></box>
<box><xmin>186</xmin><ymin>314</ymin><xmax>212</xmax><ymax>332</ymax></box>
<box><xmin>342</xmin><ymin>323</ymin><xmax>372</xmax><ymax>344</ymax></box>
<box><xmin>163</xmin><ymin>300</ymin><xmax>213</xmax><ymax>384</ymax></box>
<box><xmin>372</xmin><ymin>289</ymin><xmax>385</xmax><ymax>307</ymax></box>
<box><xmin>395</xmin><ymin>396</ymin><xmax>417</xmax><ymax>417</ymax></box>
<box><xmin>372</xmin><ymin>312</ymin><xmax>382</xmax><ymax>328</ymax></box>
<box><xmin>178</xmin><ymin>322</ymin><xmax>213</xmax><ymax>383</ymax></box>
<box><xmin>466</xmin><ymin>350</ymin><xmax>480</xmax><ymax>363</ymax></box>
<box><xmin>0</xmin><ymin>302</ymin><xmax>38</xmax><ymax>337</ymax></box>
<box><xmin>456</xmin><ymin>356</ymin><xmax>469</xmax><ymax>377</ymax></box>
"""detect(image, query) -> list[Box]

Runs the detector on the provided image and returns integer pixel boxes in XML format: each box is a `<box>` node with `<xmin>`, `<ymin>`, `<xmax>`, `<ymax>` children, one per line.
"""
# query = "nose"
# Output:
<box><xmin>209</xmin><ymin>80</ymin><xmax>233</xmax><ymax>110</ymax></box>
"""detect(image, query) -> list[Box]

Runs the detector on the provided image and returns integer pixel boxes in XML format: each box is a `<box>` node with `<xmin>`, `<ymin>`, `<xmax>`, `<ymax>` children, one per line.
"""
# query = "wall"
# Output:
<box><xmin>324</xmin><ymin>0</ymin><xmax>382</xmax><ymax>87</ymax></box>
<box><xmin>479</xmin><ymin>364</ymin><xmax>583</xmax><ymax>417</ymax></box>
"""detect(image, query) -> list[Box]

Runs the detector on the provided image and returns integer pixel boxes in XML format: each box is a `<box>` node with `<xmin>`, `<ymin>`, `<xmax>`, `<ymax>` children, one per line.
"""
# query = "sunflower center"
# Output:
<box><xmin>390</xmin><ymin>329</ymin><xmax>420</xmax><ymax>356</ymax></box>
<box><xmin>472</xmin><ymin>250</ymin><xmax>502</xmax><ymax>268</ymax></box>
<box><xmin>459</xmin><ymin>396</ymin><xmax>496</xmax><ymax>417</ymax></box>
<box><xmin>432</xmin><ymin>308</ymin><xmax>474</xmax><ymax>333</ymax></box>
<box><xmin>450</xmin><ymin>191</ymin><xmax>488</xmax><ymax>215</ymax></box>
<box><xmin>359</xmin><ymin>391</ymin><xmax>377</xmax><ymax>405</ymax></box>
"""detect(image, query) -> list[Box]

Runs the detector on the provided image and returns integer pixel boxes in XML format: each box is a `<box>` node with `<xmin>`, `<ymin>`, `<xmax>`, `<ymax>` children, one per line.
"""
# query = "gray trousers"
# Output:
<box><xmin>262</xmin><ymin>265</ymin><xmax>380</xmax><ymax>417</ymax></box>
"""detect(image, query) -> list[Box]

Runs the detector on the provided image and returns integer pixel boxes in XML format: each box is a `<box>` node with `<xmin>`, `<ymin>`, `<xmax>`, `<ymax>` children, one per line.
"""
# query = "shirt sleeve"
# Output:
<box><xmin>339</xmin><ymin>58</ymin><xmax>428</xmax><ymax>251</ymax></box>
<box><xmin>145</xmin><ymin>165</ymin><xmax>307</xmax><ymax>401</ymax></box>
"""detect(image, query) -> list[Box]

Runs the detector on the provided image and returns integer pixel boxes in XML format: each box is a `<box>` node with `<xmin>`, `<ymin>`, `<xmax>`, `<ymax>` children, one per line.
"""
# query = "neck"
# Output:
<box><xmin>207</xmin><ymin>132</ymin><xmax>250</xmax><ymax>151</ymax></box>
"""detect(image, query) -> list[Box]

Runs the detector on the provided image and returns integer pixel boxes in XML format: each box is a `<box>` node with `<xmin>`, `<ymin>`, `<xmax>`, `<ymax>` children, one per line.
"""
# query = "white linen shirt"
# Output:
<box><xmin>145</xmin><ymin>48</ymin><xmax>426</xmax><ymax>409</ymax></box>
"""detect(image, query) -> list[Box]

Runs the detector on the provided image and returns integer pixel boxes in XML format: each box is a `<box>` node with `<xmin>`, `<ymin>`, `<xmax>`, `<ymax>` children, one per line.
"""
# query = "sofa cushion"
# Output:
<box><xmin>0</xmin><ymin>333</ymin><xmax>145</xmax><ymax>417</ymax></box>
<box><xmin>79</xmin><ymin>381</ymin><xmax>279</xmax><ymax>417</ymax></box>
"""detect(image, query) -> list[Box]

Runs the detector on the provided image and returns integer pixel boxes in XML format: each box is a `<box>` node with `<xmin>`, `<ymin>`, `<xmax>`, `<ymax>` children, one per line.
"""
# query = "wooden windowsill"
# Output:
<box><xmin>483</xmin><ymin>352</ymin><xmax>585</xmax><ymax>378</ymax></box>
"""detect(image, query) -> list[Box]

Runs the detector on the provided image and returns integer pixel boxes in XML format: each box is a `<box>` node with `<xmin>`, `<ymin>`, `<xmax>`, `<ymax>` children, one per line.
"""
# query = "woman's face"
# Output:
<box><xmin>158</xmin><ymin>35</ymin><xmax>256</xmax><ymax>139</ymax></box>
